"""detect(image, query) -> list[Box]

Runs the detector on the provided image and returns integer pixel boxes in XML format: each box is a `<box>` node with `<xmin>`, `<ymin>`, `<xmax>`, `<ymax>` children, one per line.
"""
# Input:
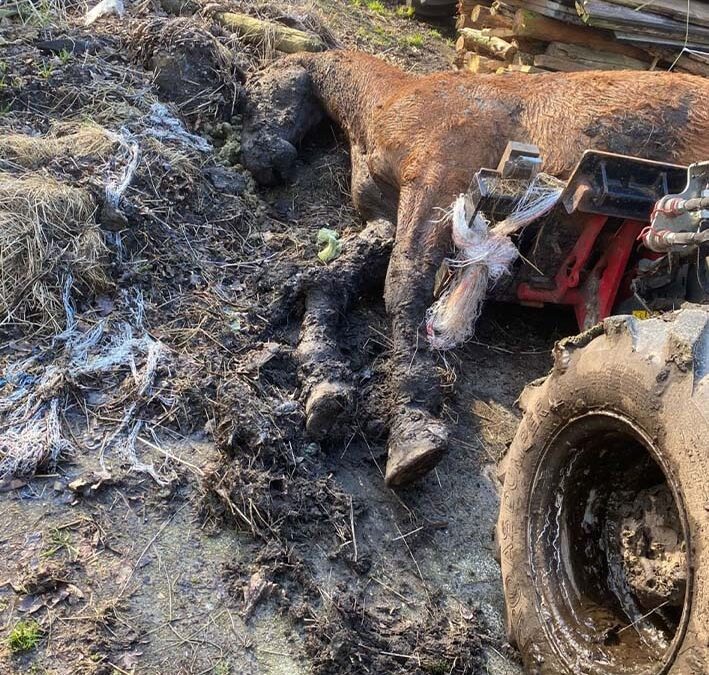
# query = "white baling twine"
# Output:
<box><xmin>426</xmin><ymin>173</ymin><xmax>565</xmax><ymax>350</ymax></box>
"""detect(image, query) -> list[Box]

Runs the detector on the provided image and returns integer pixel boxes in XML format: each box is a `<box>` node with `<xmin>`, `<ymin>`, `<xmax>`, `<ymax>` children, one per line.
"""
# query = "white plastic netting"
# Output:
<box><xmin>426</xmin><ymin>173</ymin><xmax>565</xmax><ymax>350</ymax></box>
<box><xmin>0</xmin><ymin>285</ymin><xmax>172</xmax><ymax>483</ymax></box>
<box><xmin>0</xmin><ymin>102</ymin><xmax>206</xmax><ymax>483</ymax></box>
<box><xmin>0</xmin><ymin>282</ymin><xmax>170</xmax><ymax>483</ymax></box>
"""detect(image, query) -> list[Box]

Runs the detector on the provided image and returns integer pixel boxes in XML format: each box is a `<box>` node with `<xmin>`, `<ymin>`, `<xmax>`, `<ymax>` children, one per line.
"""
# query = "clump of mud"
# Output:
<box><xmin>130</xmin><ymin>16</ymin><xmax>246</xmax><ymax>120</ymax></box>
<box><xmin>619</xmin><ymin>485</ymin><xmax>687</xmax><ymax>609</ymax></box>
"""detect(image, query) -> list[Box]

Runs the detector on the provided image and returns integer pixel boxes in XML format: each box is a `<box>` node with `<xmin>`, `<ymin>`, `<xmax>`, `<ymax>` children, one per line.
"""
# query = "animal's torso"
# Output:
<box><xmin>302</xmin><ymin>52</ymin><xmax>709</xmax><ymax>205</ymax></box>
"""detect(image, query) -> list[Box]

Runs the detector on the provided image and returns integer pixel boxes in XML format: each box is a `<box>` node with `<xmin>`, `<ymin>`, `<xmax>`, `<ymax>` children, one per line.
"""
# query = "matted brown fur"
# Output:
<box><xmin>242</xmin><ymin>50</ymin><xmax>709</xmax><ymax>486</ymax></box>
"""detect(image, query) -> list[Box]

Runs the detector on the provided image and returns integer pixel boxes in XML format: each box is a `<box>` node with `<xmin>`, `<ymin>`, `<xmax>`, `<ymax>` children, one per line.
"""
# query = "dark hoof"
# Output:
<box><xmin>305</xmin><ymin>380</ymin><xmax>353</xmax><ymax>441</ymax></box>
<box><xmin>385</xmin><ymin>410</ymin><xmax>447</xmax><ymax>487</ymax></box>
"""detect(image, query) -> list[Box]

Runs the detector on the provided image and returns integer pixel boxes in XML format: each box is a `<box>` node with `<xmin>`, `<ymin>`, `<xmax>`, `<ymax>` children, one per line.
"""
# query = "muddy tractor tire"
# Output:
<box><xmin>498</xmin><ymin>308</ymin><xmax>709</xmax><ymax>675</ymax></box>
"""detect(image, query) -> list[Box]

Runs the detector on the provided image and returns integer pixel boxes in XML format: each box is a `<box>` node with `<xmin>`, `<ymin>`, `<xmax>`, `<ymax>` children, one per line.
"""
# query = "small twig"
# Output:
<box><xmin>349</xmin><ymin>496</ymin><xmax>358</xmax><ymax>563</ymax></box>
<box><xmin>617</xmin><ymin>600</ymin><xmax>670</xmax><ymax>635</ymax></box>
<box><xmin>117</xmin><ymin>503</ymin><xmax>188</xmax><ymax>598</ymax></box>
<box><xmin>136</xmin><ymin>436</ymin><xmax>205</xmax><ymax>476</ymax></box>
<box><xmin>392</xmin><ymin>525</ymin><xmax>424</xmax><ymax>542</ymax></box>
<box><xmin>369</xmin><ymin>576</ymin><xmax>412</xmax><ymax>605</ymax></box>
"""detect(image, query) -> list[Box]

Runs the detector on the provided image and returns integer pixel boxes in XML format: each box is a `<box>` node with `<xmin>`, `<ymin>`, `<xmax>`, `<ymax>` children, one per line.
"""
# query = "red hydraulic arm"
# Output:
<box><xmin>516</xmin><ymin>215</ymin><xmax>645</xmax><ymax>329</ymax></box>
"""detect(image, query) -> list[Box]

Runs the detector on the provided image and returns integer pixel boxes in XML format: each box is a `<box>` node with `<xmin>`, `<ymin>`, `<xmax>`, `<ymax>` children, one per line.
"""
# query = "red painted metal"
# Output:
<box><xmin>516</xmin><ymin>216</ymin><xmax>646</xmax><ymax>329</ymax></box>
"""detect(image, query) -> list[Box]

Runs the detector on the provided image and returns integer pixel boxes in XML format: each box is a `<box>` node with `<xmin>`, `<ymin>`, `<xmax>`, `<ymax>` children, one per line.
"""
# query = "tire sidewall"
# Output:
<box><xmin>499</xmin><ymin>331</ymin><xmax>709</xmax><ymax>674</ymax></box>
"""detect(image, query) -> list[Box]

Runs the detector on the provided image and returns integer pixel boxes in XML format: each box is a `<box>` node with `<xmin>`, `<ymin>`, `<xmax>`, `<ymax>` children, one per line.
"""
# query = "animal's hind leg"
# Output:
<box><xmin>383</xmin><ymin>184</ymin><xmax>451</xmax><ymax>486</ymax></box>
<box><xmin>297</xmin><ymin>219</ymin><xmax>394</xmax><ymax>440</ymax></box>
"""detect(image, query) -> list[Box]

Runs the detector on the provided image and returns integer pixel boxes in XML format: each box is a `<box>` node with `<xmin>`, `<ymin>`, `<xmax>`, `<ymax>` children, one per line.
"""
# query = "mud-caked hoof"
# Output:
<box><xmin>384</xmin><ymin>409</ymin><xmax>448</xmax><ymax>487</ymax></box>
<box><xmin>305</xmin><ymin>380</ymin><xmax>353</xmax><ymax>441</ymax></box>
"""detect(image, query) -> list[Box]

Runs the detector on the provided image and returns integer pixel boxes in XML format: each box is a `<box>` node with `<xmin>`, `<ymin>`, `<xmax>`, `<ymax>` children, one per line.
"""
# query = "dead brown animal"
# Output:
<box><xmin>241</xmin><ymin>50</ymin><xmax>709</xmax><ymax>487</ymax></box>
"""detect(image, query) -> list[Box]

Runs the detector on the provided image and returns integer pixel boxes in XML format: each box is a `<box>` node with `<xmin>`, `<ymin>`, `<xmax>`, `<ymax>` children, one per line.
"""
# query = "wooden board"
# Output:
<box><xmin>605</xmin><ymin>0</ymin><xmax>709</xmax><ymax>29</ymax></box>
<box><xmin>578</xmin><ymin>0</ymin><xmax>709</xmax><ymax>42</ymax></box>
<box><xmin>546</xmin><ymin>40</ymin><xmax>650</xmax><ymax>68</ymax></box>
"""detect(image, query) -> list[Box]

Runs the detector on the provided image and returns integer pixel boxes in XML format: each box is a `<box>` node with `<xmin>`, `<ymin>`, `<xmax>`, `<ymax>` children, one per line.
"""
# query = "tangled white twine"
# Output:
<box><xmin>426</xmin><ymin>173</ymin><xmax>565</xmax><ymax>350</ymax></box>
<box><xmin>0</xmin><ymin>289</ymin><xmax>170</xmax><ymax>482</ymax></box>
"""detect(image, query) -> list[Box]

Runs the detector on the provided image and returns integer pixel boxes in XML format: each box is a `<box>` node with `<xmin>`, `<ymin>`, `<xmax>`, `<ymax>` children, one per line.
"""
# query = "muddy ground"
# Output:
<box><xmin>0</xmin><ymin>1</ymin><xmax>576</xmax><ymax>673</ymax></box>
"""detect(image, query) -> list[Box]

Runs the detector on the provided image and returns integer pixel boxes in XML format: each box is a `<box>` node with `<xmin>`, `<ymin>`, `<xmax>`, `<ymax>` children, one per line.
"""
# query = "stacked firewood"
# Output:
<box><xmin>454</xmin><ymin>0</ymin><xmax>709</xmax><ymax>77</ymax></box>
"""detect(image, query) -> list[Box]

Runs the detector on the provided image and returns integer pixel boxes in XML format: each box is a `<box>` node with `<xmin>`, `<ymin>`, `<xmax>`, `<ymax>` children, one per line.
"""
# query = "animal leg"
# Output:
<box><xmin>297</xmin><ymin>219</ymin><xmax>394</xmax><ymax>440</ymax></box>
<box><xmin>383</xmin><ymin>184</ymin><xmax>451</xmax><ymax>486</ymax></box>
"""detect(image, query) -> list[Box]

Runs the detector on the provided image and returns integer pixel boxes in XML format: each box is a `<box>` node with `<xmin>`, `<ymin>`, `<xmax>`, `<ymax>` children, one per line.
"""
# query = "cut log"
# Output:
<box><xmin>512</xmin><ymin>51</ymin><xmax>536</xmax><ymax>65</ymax></box>
<box><xmin>463</xmin><ymin>52</ymin><xmax>505</xmax><ymax>72</ymax></box>
<box><xmin>480</xmin><ymin>26</ymin><xmax>516</xmax><ymax>39</ymax></box>
<box><xmin>491</xmin><ymin>0</ymin><xmax>517</xmax><ymax>18</ymax></box>
<box><xmin>511</xmin><ymin>37</ymin><xmax>548</xmax><ymax>54</ymax></box>
<box><xmin>456</xmin><ymin>12</ymin><xmax>475</xmax><ymax>29</ymax></box>
<box><xmin>534</xmin><ymin>54</ymin><xmax>599</xmax><ymax>71</ymax></box>
<box><xmin>545</xmin><ymin>41</ymin><xmax>649</xmax><ymax>69</ymax></box>
<box><xmin>456</xmin><ymin>27</ymin><xmax>517</xmax><ymax>60</ymax></box>
<box><xmin>213</xmin><ymin>11</ymin><xmax>326</xmax><ymax>53</ymax></box>
<box><xmin>512</xmin><ymin>8</ymin><xmax>649</xmax><ymax>60</ymax></box>
<box><xmin>471</xmin><ymin>4</ymin><xmax>514</xmax><ymax>28</ymax></box>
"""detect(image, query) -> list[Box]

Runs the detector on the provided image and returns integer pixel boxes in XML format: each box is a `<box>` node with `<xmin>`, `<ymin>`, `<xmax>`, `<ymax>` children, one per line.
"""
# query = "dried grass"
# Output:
<box><xmin>0</xmin><ymin>125</ymin><xmax>116</xmax><ymax>169</ymax></box>
<box><xmin>0</xmin><ymin>173</ymin><xmax>110</xmax><ymax>332</ymax></box>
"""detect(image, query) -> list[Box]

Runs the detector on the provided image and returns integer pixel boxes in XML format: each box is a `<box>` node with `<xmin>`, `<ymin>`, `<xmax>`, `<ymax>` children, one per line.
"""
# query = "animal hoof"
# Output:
<box><xmin>385</xmin><ymin>410</ymin><xmax>448</xmax><ymax>487</ymax></box>
<box><xmin>305</xmin><ymin>380</ymin><xmax>353</xmax><ymax>440</ymax></box>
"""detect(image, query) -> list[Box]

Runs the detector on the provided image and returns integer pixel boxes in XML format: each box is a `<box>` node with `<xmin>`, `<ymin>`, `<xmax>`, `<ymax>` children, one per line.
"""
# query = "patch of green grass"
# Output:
<box><xmin>366</xmin><ymin>0</ymin><xmax>387</xmax><ymax>13</ymax></box>
<box><xmin>38</xmin><ymin>62</ymin><xmax>54</xmax><ymax>80</ymax></box>
<box><xmin>213</xmin><ymin>660</ymin><xmax>231</xmax><ymax>675</ymax></box>
<box><xmin>355</xmin><ymin>25</ymin><xmax>393</xmax><ymax>47</ymax></box>
<box><xmin>42</xmin><ymin>527</ymin><xmax>78</xmax><ymax>561</ymax></box>
<box><xmin>7</xmin><ymin>620</ymin><xmax>42</xmax><ymax>653</ymax></box>
<box><xmin>350</xmin><ymin>0</ymin><xmax>391</xmax><ymax>13</ymax></box>
<box><xmin>58</xmin><ymin>48</ymin><xmax>72</xmax><ymax>65</ymax></box>
<box><xmin>395</xmin><ymin>5</ymin><xmax>415</xmax><ymax>18</ymax></box>
<box><xmin>404</xmin><ymin>32</ymin><xmax>425</xmax><ymax>47</ymax></box>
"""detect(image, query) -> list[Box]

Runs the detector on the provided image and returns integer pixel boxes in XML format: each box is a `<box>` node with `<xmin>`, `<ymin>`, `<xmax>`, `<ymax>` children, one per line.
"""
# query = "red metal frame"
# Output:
<box><xmin>516</xmin><ymin>215</ymin><xmax>645</xmax><ymax>329</ymax></box>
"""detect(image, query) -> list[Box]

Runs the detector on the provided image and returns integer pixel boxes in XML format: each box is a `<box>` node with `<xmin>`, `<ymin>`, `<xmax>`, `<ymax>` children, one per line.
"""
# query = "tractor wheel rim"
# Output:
<box><xmin>527</xmin><ymin>412</ymin><xmax>691</xmax><ymax>674</ymax></box>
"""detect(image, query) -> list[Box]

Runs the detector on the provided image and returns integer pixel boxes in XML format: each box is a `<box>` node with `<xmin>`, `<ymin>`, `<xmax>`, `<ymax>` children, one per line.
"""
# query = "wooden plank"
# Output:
<box><xmin>605</xmin><ymin>0</ymin><xmax>709</xmax><ymax>29</ymax></box>
<box><xmin>615</xmin><ymin>31</ymin><xmax>709</xmax><ymax>49</ymax></box>
<box><xmin>512</xmin><ymin>8</ymin><xmax>650</xmax><ymax>59</ymax></box>
<box><xmin>578</xmin><ymin>0</ymin><xmax>709</xmax><ymax>41</ymax></box>
<box><xmin>545</xmin><ymin>41</ymin><xmax>650</xmax><ymax>68</ymax></box>
<box><xmin>673</xmin><ymin>52</ymin><xmax>709</xmax><ymax>77</ymax></box>
<box><xmin>503</xmin><ymin>0</ymin><xmax>585</xmax><ymax>24</ymax></box>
